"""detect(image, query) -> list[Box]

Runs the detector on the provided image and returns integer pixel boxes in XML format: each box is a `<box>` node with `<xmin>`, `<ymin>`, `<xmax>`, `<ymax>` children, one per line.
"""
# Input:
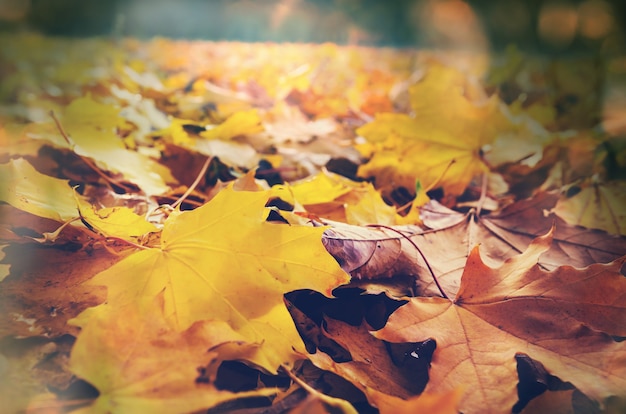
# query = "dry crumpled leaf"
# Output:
<box><xmin>77</xmin><ymin>186</ymin><xmax>349</xmax><ymax>373</ymax></box>
<box><xmin>322</xmin><ymin>223</ymin><xmax>423</xmax><ymax>281</ymax></box>
<box><xmin>323</xmin><ymin>191</ymin><xmax>626</xmax><ymax>297</ymax></box>
<box><xmin>375</xmin><ymin>230</ymin><xmax>626</xmax><ymax>413</ymax></box>
<box><xmin>308</xmin><ymin>318</ymin><xmax>427</xmax><ymax>400</ymax></box>
<box><xmin>68</xmin><ymin>296</ymin><xmax>275</xmax><ymax>414</ymax></box>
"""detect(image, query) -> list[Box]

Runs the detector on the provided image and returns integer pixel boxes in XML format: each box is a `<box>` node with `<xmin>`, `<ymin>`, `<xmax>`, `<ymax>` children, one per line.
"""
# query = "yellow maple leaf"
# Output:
<box><xmin>151</xmin><ymin>117</ymin><xmax>204</xmax><ymax>146</ymax></box>
<box><xmin>200</xmin><ymin>109</ymin><xmax>264</xmax><ymax>140</ymax></box>
<box><xmin>288</xmin><ymin>172</ymin><xmax>401</xmax><ymax>225</ymax></box>
<box><xmin>290</xmin><ymin>171</ymin><xmax>353</xmax><ymax>206</ymax></box>
<box><xmin>357</xmin><ymin>64</ymin><xmax>509</xmax><ymax>198</ymax></box>
<box><xmin>68</xmin><ymin>296</ymin><xmax>274</xmax><ymax>414</ymax></box>
<box><xmin>344</xmin><ymin>184</ymin><xmax>398</xmax><ymax>226</ymax></box>
<box><xmin>79</xmin><ymin>186</ymin><xmax>349</xmax><ymax>372</ymax></box>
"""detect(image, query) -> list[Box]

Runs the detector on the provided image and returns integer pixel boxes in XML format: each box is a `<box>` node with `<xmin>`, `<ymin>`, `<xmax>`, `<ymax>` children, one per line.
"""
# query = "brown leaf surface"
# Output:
<box><xmin>323</xmin><ymin>191</ymin><xmax>626</xmax><ymax>297</ymax></box>
<box><xmin>365</xmin><ymin>387</ymin><xmax>463</xmax><ymax>414</ymax></box>
<box><xmin>308</xmin><ymin>318</ymin><xmax>427</xmax><ymax>399</ymax></box>
<box><xmin>375</xmin><ymin>231</ymin><xmax>626</xmax><ymax>413</ymax></box>
<box><xmin>0</xmin><ymin>244</ymin><xmax>120</xmax><ymax>338</ymax></box>
<box><xmin>519</xmin><ymin>390</ymin><xmax>575</xmax><ymax>414</ymax></box>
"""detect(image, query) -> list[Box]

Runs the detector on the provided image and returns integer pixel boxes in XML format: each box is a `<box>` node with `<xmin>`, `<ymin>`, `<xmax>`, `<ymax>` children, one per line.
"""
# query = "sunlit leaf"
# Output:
<box><xmin>78</xmin><ymin>186</ymin><xmax>349</xmax><ymax>372</ymax></box>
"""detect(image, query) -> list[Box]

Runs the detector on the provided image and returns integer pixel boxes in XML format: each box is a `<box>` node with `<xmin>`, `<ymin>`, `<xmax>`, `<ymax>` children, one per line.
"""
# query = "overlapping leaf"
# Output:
<box><xmin>375</xmin><ymin>231</ymin><xmax>626</xmax><ymax>413</ymax></box>
<box><xmin>1</xmin><ymin>31</ymin><xmax>626</xmax><ymax>414</ymax></box>
<box><xmin>22</xmin><ymin>96</ymin><xmax>174</xmax><ymax>195</ymax></box>
<box><xmin>323</xmin><ymin>192</ymin><xmax>626</xmax><ymax>297</ymax></box>
<box><xmin>68</xmin><ymin>296</ymin><xmax>275</xmax><ymax>414</ymax></box>
<box><xmin>357</xmin><ymin>64</ymin><xmax>510</xmax><ymax>199</ymax></box>
<box><xmin>77</xmin><ymin>186</ymin><xmax>349</xmax><ymax>373</ymax></box>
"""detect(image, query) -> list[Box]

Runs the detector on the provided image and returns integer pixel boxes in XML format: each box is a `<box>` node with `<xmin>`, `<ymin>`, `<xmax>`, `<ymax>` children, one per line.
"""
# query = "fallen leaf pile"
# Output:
<box><xmin>1</xmin><ymin>32</ymin><xmax>625</xmax><ymax>413</ymax></box>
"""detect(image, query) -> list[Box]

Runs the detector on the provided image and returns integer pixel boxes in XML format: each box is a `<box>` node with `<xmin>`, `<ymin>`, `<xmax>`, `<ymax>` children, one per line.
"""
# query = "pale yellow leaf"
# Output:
<box><xmin>0</xmin><ymin>158</ymin><xmax>78</xmax><ymax>222</ymax></box>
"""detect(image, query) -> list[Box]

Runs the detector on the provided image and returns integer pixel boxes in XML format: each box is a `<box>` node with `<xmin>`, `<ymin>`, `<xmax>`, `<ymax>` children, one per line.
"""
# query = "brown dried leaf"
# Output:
<box><xmin>323</xmin><ymin>192</ymin><xmax>626</xmax><ymax>298</ymax></box>
<box><xmin>0</xmin><ymin>245</ymin><xmax>122</xmax><ymax>338</ymax></box>
<box><xmin>375</xmin><ymin>231</ymin><xmax>626</xmax><ymax>413</ymax></box>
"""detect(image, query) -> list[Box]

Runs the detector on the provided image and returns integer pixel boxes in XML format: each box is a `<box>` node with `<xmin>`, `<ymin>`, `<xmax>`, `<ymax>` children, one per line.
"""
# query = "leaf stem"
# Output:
<box><xmin>170</xmin><ymin>155</ymin><xmax>213</xmax><ymax>210</ymax></box>
<box><xmin>367</xmin><ymin>224</ymin><xmax>448</xmax><ymax>299</ymax></box>
<box><xmin>76</xmin><ymin>210</ymin><xmax>152</xmax><ymax>252</ymax></box>
<box><xmin>475</xmin><ymin>172</ymin><xmax>488</xmax><ymax>217</ymax></box>
<box><xmin>425</xmin><ymin>158</ymin><xmax>456</xmax><ymax>193</ymax></box>
<box><xmin>29</xmin><ymin>216</ymin><xmax>81</xmax><ymax>243</ymax></box>
<box><xmin>105</xmin><ymin>236</ymin><xmax>151</xmax><ymax>250</ymax></box>
<box><xmin>281</xmin><ymin>365</ymin><xmax>318</xmax><ymax>394</ymax></box>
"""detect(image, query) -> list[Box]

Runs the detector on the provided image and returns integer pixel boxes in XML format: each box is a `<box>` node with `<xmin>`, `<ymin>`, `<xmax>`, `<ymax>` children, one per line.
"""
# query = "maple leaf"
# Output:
<box><xmin>78</xmin><ymin>186</ymin><xmax>349</xmax><ymax>372</ymax></box>
<box><xmin>68</xmin><ymin>296</ymin><xmax>275</xmax><ymax>414</ymax></box>
<box><xmin>200</xmin><ymin>108</ymin><xmax>264</xmax><ymax>140</ymax></box>
<box><xmin>288</xmin><ymin>171</ymin><xmax>400</xmax><ymax>226</ymax></box>
<box><xmin>375</xmin><ymin>230</ymin><xmax>626</xmax><ymax>413</ymax></box>
<box><xmin>290</xmin><ymin>171</ymin><xmax>353</xmax><ymax>205</ymax></box>
<box><xmin>356</xmin><ymin>64</ymin><xmax>509</xmax><ymax>198</ymax></box>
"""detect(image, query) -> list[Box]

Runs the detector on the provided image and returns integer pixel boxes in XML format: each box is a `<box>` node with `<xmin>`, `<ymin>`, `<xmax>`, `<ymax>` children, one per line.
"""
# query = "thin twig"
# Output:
<box><xmin>76</xmin><ymin>210</ymin><xmax>152</xmax><ymax>252</ymax></box>
<box><xmin>49</xmin><ymin>110</ymin><xmax>73</xmax><ymax>147</ymax></box>
<box><xmin>367</xmin><ymin>224</ymin><xmax>448</xmax><ymax>299</ymax></box>
<box><xmin>425</xmin><ymin>158</ymin><xmax>456</xmax><ymax>193</ymax></box>
<box><xmin>281</xmin><ymin>365</ymin><xmax>324</xmax><ymax>396</ymax></box>
<box><xmin>25</xmin><ymin>398</ymin><xmax>96</xmax><ymax>411</ymax></box>
<box><xmin>170</xmin><ymin>156</ymin><xmax>213</xmax><ymax>210</ymax></box>
<box><xmin>400</xmin><ymin>159</ymin><xmax>456</xmax><ymax>216</ymax></box>
<box><xmin>105</xmin><ymin>236</ymin><xmax>151</xmax><ymax>250</ymax></box>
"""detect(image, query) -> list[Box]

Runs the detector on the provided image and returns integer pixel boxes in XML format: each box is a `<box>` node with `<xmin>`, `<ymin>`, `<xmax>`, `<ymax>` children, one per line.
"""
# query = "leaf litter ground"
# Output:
<box><xmin>0</xmin><ymin>33</ymin><xmax>626</xmax><ymax>413</ymax></box>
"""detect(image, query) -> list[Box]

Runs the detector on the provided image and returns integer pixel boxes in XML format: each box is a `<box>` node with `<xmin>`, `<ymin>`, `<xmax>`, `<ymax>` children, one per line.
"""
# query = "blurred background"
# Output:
<box><xmin>0</xmin><ymin>0</ymin><xmax>624</xmax><ymax>55</ymax></box>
